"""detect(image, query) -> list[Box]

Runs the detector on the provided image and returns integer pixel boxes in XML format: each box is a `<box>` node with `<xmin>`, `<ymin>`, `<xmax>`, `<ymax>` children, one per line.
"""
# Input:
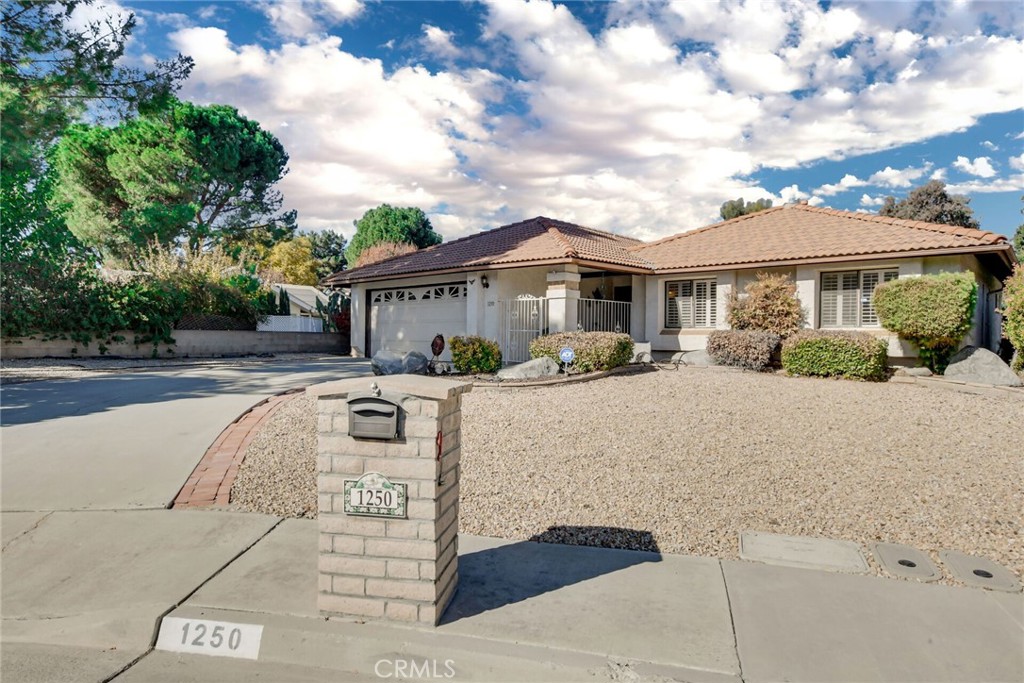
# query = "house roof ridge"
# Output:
<box><xmin>791</xmin><ymin>203</ymin><xmax>1006</xmax><ymax>243</ymax></box>
<box><xmin>543</xmin><ymin>221</ymin><xmax>579</xmax><ymax>258</ymax></box>
<box><xmin>539</xmin><ymin>216</ymin><xmax>645</xmax><ymax>244</ymax></box>
<box><xmin>630</xmin><ymin>204</ymin><xmax>789</xmax><ymax>252</ymax></box>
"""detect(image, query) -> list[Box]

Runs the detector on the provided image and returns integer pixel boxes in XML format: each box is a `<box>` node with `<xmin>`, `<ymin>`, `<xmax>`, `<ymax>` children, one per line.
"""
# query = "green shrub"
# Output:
<box><xmin>872</xmin><ymin>272</ymin><xmax>976</xmax><ymax>373</ymax></box>
<box><xmin>1000</xmin><ymin>265</ymin><xmax>1024</xmax><ymax>373</ymax></box>
<box><xmin>727</xmin><ymin>272</ymin><xmax>805</xmax><ymax>338</ymax></box>
<box><xmin>782</xmin><ymin>330</ymin><xmax>888</xmax><ymax>380</ymax></box>
<box><xmin>449</xmin><ymin>335</ymin><xmax>502</xmax><ymax>374</ymax></box>
<box><xmin>706</xmin><ymin>330</ymin><xmax>780</xmax><ymax>370</ymax></box>
<box><xmin>529</xmin><ymin>331</ymin><xmax>633</xmax><ymax>373</ymax></box>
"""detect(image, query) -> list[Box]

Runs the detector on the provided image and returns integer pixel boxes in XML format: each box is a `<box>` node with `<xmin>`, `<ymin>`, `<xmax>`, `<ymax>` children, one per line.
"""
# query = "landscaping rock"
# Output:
<box><xmin>943</xmin><ymin>346</ymin><xmax>1022</xmax><ymax>386</ymax></box>
<box><xmin>370</xmin><ymin>350</ymin><xmax>402</xmax><ymax>376</ymax></box>
<box><xmin>497</xmin><ymin>356</ymin><xmax>560</xmax><ymax>380</ymax></box>
<box><xmin>894</xmin><ymin>367</ymin><xmax>933</xmax><ymax>377</ymax></box>
<box><xmin>681</xmin><ymin>350</ymin><xmax>714</xmax><ymax>367</ymax></box>
<box><xmin>401</xmin><ymin>351</ymin><xmax>428</xmax><ymax>375</ymax></box>
<box><xmin>372</xmin><ymin>349</ymin><xmax>428</xmax><ymax>376</ymax></box>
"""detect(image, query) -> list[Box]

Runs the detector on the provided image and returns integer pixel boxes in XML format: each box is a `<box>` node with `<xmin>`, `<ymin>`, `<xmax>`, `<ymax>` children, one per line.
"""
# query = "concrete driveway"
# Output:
<box><xmin>1</xmin><ymin>358</ymin><xmax>371</xmax><ymax>511</ymax></box>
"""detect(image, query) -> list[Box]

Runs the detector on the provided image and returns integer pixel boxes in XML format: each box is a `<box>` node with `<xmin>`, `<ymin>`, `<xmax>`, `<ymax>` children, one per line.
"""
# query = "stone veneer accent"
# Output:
<box><xmin>308</xmin><ymin>375</ymin><xmax>472</xmax><ymax>625</ymax></box>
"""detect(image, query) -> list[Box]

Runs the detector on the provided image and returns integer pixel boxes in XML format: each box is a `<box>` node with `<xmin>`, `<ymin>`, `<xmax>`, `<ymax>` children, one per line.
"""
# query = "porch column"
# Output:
<box><xmin>546</xmin><ymin>266</ymin><xmax>580</xmax><ymax>333</ymax></box>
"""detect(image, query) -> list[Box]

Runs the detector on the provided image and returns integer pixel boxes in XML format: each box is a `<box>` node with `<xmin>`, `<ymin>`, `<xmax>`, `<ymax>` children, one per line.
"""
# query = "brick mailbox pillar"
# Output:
<box><xmin>308</xmin><ymin>375</ymin><xmax>472</xmax><ymax>625</ymax></box>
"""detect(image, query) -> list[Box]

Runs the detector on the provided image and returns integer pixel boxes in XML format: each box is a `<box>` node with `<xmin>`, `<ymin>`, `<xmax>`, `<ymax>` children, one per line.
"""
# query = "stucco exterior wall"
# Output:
<box><xmin>643</xmin><ymin>255</ymin><xmax>1004</xmax><ymax>359</ymax></box>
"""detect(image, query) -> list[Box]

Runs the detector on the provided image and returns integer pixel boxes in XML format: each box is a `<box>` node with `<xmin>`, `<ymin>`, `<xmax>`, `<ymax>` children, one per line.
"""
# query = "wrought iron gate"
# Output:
<box><xmin>498</xmin><ymin>295</ymin><xmax>548</xmax><ymax>364</ymax></box>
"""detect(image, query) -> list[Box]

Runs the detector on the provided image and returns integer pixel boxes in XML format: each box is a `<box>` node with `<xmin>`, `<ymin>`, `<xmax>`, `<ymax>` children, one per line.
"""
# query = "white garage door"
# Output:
<box><xmin>370</xmin><ymin>283</ymin><xmax>467</xmax><ymax>361</ymax></box>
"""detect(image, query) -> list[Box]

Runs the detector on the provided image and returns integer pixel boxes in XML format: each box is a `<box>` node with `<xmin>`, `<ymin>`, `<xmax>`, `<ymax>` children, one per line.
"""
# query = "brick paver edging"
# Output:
<box><xmin>172</xmin><ymin>388</ymin><xmax>305</xmax><ymax>508</ymax></box>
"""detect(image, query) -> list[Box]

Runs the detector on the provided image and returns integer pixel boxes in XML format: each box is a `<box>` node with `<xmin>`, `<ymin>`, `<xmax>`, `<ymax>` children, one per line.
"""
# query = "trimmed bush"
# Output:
<box><xmin>449</xmin><ymin>335</ymin><xmax>502</xmax><ymax>374</ymax></box>
<box><xmin>727</xmin><ymin>272</ymin><xmax>805</xmax><ymax>338</ymax></box>
<box><xmin>1000</xmin><ymin>265</ymin><xmax>1024</xmax><ymax>373</ymax></box>
<box><xmin>529</xmin><ymin>331</ymin><xmax>632</xmax><ymax>373</ymax></box>
<box><xmin>872</xmin><ymin>272</ymin><xmax>976</xmax><ymax>373</ymax></box>
<box><xmin>782</xmin><ymin>330</ymin><xmax>888</xmax><ymax>381</ymax></box>
<box><xmin>706</xmin><ymin>330</ymin><xmax>780</xmax><ymax>370</ymax></box>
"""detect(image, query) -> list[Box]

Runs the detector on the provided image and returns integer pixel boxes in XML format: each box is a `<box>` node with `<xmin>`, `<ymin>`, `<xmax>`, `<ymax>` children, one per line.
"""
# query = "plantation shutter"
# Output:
<box><xmin>839</xmin><ymin>272</ymin><xmax>859</xmax><ymax>326</ymax></box>
<box><xmin>860</xmin><ymin>272</ymin><xmax>880</xmax><ymax>326</ymax></box>
<box><xmin>692</xmin><ymin>279</ymin><xmax>717</xmax><ymax>327</ymax></box>
<box><xmin>666</xmin><ymin>282</ymin><xmax>679</xmax><ymax>327</ymax></box>
<box><xmin>860</xmin><ymin>270</ymin><xmax>898</xmax><ymax>327</ymax></box>
<box><xmin>821</xmin><ymin>273</ymin><xmax>839</xmax><ymax>326</ymax></box>
<box><xmin>675</xmin><ymin>281</ymin><xmax>694</xmax><ymax>327</ymax></box>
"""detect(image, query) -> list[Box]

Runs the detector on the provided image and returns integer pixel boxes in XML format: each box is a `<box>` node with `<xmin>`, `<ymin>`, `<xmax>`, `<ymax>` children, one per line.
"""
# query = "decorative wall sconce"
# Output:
<box><xmin>480</xmin><ymin>275</ymin><xmax>489</xmax><ymax>288</ymax></box>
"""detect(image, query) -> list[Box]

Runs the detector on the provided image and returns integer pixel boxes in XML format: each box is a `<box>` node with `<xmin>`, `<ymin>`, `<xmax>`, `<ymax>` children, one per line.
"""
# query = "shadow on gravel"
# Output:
<box><xmin>0</xmin><ymin>359</ymin><xmax>369</xmax><ymax>426</ymax></box>
<box><xmin>441</xmin><ymin>526</ymin><xmax>661</xmax><ymax>624</ymax></box>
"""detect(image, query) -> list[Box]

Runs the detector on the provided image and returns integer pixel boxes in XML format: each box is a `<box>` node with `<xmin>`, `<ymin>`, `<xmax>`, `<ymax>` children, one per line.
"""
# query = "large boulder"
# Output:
<box><xmin>371</xmin><ymin>350</ymin><xmax>428</xmax><ymax>376</ymax></box>
<box><xmin>497</xmin><ymin>356</ymin><xmax>560</xmax><ymax>381</ymax></box>
<box><xmin>681</xmin><ymin>350</ymin><xmax>714</xmax><ymax>367</ymax></box>
<box><xmin>401</xmin><ymin>351</ymin><xmax>428</xmax><ymax>375</ymax></box>
<box><xmin>943</xmin><ymin>346</ymin><xmax>1022</xmax><ymax>387</ymax></box>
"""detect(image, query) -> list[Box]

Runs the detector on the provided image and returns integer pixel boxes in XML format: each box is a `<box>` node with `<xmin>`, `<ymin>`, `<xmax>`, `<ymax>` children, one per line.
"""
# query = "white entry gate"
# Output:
<box><xmin>498</xmin><ymin>295</ymin><xmax>548</xmax><ymax>364</ymax></box>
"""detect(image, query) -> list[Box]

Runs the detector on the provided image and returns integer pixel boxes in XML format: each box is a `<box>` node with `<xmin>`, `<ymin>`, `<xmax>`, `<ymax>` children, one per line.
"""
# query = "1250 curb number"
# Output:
<box><xmin>156</xmin><ymin>617</ymin><xmax>263</xmax><ymax>660</ymax></box>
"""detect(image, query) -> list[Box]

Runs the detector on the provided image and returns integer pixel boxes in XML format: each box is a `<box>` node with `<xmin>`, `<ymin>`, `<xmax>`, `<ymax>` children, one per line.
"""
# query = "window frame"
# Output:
<box><xmin>819</xmin><ymin>268</ymin><xmax>898</xmax><ymax>328</ymax></box>
<box><xmin>664</xmin><ymin>277</ymin><xmax>718</xmax><ymax>329</ymax></box>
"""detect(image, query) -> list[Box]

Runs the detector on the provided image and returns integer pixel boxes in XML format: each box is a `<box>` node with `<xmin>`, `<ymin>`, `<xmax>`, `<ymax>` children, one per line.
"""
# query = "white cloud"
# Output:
<box><xmin>168</xmin><ymin>0</ymin><xmax>1024</xmax><ymax>240</ymax></box>
<box><xmin>815</xmin><ymin>174</ymin><xmax>867</xmax><ymax>196</ymax></box>
<box><xmin>260</xmin><ymin>0</ymin><xmax>363</xmax><ymax>39</ymax></box>
<box><xmin>867</xmin><ymin>164</ymin><xmax>933</xmax><ymax>188</ymax></box>
<box><xmin>1009</xmin><ymin>154</ymin><xmax>1024</xmax><ymax>172</ymax></box>
<box><xmin>930</xmin><ymin>167</ymin><xmax>947</xmax><ymax>181</ymax></box>
<box><xmin>859</xmin><ymin>194</ymin><xmax>887</xmax><ymax>207</ymax></box>
<box><xmin>952</xmin><ymin>155</ymin><xmax>997</xmax><ymax>178</ymax></box>
<box><xmin>946</xmin><ymin>175</ymin><xmax>1024</xmax><ymax>193</ymax></box>
<box><xmin>422</xmin><ymin>25</ymin><xmax>460</xmax><ymax>60</ymax></box>
<box><xmin>981</xmin><ymin>140</ymin><xmax>998</xmax><ymax>151</ymax></box>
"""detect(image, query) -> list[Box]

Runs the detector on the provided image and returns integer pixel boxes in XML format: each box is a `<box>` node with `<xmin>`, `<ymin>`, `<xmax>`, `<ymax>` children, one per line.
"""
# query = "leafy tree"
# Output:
<box><xmin>345</xmin><ymin>204</ymin><xmax>441</xmax><ymax>265</ymax></box>
<box><xmin>720</xmin><ymin>197</ymin><xmax>773</xmax><ymax>220</ymax></box>
<box><xmin>1</xmin><ymin>0</ymin><xmax>192</xmax><ymax>176</ymax></box>
<box><xmin>264</xmin><ymin>237</ymin><xmax>319</xmax><ymax>286</ymax></box>
<box><xmin>50</xmin><ymin>99</ymin><xmax>295</xmax><ymax>263</ymax></box>
<box><xmin>301</xmin><ymin>229</ymin><xmax>347</xmax><ymax>279</ymax></box>
<box><xmin>354</xmin><ymin>241</ymin><xmax>418</xmax><ymax>268</ymax></box>
<box><xmin>1001</xmin><ymin>265</ymin><xmax>1024</xmax><ymax>373</ymax></box>
<box><xmin>879</xmin><ymin>180</ymin><xmax>980</xmax><ymax>229</ymax></box>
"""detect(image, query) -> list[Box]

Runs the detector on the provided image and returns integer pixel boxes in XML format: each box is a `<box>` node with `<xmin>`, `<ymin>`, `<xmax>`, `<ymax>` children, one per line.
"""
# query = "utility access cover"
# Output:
<box><xmin>740</xmin><ymin>531</ymin><xmax>869</xmax><ymax>573</ymax></box>
<box><xmin>872</xmin><ymin>543</ymin><xmax>940</xmax><ymax>582</ymax></box>
<box><xmin>939</xmin><ymin>550</ymin><xmax>1021</xmax><ymax>592</ymax></box>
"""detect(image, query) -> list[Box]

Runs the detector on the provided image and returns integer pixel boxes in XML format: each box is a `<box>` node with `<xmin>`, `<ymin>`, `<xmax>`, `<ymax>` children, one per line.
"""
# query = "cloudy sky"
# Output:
<box><xmin>115</xmin><ymin>0</ymin><xmax>1022</xmax><ymax>242</ymax></box>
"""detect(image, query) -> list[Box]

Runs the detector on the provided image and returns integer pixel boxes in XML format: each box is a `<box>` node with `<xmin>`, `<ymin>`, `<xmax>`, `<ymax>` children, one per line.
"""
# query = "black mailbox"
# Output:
<box><xmin>347</xmin><ymin>387</ymin><xmax>403</xmax><ymax>440</ymax></box>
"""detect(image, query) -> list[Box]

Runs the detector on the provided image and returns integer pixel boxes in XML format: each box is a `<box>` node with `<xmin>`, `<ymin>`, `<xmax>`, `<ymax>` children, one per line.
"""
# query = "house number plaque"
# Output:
<box><xmin>344</xmin><ymin>472</ymin><xmax>407</xmax><ymax>518</ymax></box>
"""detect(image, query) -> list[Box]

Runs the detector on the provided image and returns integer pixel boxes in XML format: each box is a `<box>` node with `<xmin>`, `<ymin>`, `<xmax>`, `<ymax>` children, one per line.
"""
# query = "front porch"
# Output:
<box><xmin>495</xmin><ymin>265</ymin><xmax>643</xmax><ymax>363</ymax></box>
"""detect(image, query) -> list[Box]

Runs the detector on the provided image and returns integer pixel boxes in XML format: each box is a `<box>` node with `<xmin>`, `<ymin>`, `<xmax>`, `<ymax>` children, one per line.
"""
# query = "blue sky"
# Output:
<box><xmin>109</xmin><ymin>0</ymin><xmax>1023</xmax><ymax>241</ymax></box>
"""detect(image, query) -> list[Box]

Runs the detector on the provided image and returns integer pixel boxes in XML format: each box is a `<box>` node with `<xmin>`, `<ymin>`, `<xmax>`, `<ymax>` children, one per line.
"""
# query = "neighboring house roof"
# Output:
<box><xmin>323</xmin><ymin>204</ymin><xmax>1015</xmax><ymax>285</ymax></box>
<box><xmin>321</xmin><ymin>216</ymin><xmax>650</xmax><ymax>285</ymax></box>
<box><xmin>273</xmin><ymin>284</ymin><xmax>328</xmax><ymax>313</ymax></box>
<box><xmin>634</xmin><ymin>203</ymin><xmax>1014</xmax><ymax>272</ymax></box>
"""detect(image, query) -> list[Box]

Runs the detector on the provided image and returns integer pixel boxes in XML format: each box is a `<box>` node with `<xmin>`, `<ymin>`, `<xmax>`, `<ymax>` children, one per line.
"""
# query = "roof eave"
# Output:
<box><xmin>650</xmin><ymin>244</ymin><xmax>1015</xmax><ymax>275</ymax></box>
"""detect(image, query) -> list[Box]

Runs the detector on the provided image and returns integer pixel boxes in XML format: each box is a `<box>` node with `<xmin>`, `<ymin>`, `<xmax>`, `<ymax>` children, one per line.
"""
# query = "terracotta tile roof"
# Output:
<box><xmin>323</xmin><ymin>216</ymin><xmax>650</xmax><ymax>285</ymax></box>
<box><xmin>632</xmin><ymin>203</ymin><xmax>1012</xmax><ymax>272</ymax></box>
<box><xmin>323</xmin><ymin>204</ymin><xmax>1014</xmax><ymax>285</ymax></box>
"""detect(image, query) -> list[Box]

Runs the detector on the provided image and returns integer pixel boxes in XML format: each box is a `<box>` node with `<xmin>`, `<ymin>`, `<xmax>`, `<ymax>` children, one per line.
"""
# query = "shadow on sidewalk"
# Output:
<box><xmin>441</xmin><ymin>526</ymin><xmax>661</xmax><ymax>624</ymax></box>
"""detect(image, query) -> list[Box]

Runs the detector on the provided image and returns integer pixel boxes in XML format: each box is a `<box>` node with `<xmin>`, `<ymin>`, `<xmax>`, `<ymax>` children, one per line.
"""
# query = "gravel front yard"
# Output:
<box><xmin>233</xmin><ymin>369</ymin><xmax>1022</xmax><ymax>581</ymax></box>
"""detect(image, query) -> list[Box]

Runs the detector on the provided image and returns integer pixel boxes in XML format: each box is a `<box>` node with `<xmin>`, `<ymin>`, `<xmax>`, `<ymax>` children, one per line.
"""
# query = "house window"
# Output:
<box><xmin>820</xmin><ymin>269</ymin><xmax>898</xmax><ymax>328</ymax></box>
<box><xmin>666</xmin><ymin>279</ymin><xmax>717</xmax><ymax>328</ymax></box>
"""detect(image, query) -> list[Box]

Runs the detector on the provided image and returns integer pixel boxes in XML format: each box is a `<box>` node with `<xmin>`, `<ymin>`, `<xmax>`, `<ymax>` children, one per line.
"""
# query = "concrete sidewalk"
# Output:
<box><xmin>3</xmin><ymin>511</ymin><xmax>1021</xmax><ymax>683</ymax></box>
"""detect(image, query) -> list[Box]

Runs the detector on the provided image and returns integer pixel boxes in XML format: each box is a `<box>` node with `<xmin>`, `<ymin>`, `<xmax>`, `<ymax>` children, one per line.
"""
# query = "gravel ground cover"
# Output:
<box><xmin>233</xmin><ymin>369</ymin><xmax>1022</xmax><ymax>582</ymax></box>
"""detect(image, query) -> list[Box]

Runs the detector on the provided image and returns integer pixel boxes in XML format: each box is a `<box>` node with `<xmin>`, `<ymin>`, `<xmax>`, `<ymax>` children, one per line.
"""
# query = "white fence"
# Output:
<box><xmin>577</xmin><ymin>298</ymin><xmax>631</xmax><ymax>335</ymax></box>
<box><xmin>498</xmin><ymin>296</ymin><xmax>549</xmax><ymax>363</ymax></box>
<box><xmin>257</xmin><ymin>315</ymin><xmax>324</xmax><ymax>333</ymax></box>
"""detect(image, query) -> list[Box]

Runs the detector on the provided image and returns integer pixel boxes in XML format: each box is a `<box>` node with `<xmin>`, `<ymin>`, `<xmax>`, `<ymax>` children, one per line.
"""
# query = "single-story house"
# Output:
<box><xmin>321</xmin><ymin>203</ymin><xmax>1017</xmax><ymax>364</ymax></box>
